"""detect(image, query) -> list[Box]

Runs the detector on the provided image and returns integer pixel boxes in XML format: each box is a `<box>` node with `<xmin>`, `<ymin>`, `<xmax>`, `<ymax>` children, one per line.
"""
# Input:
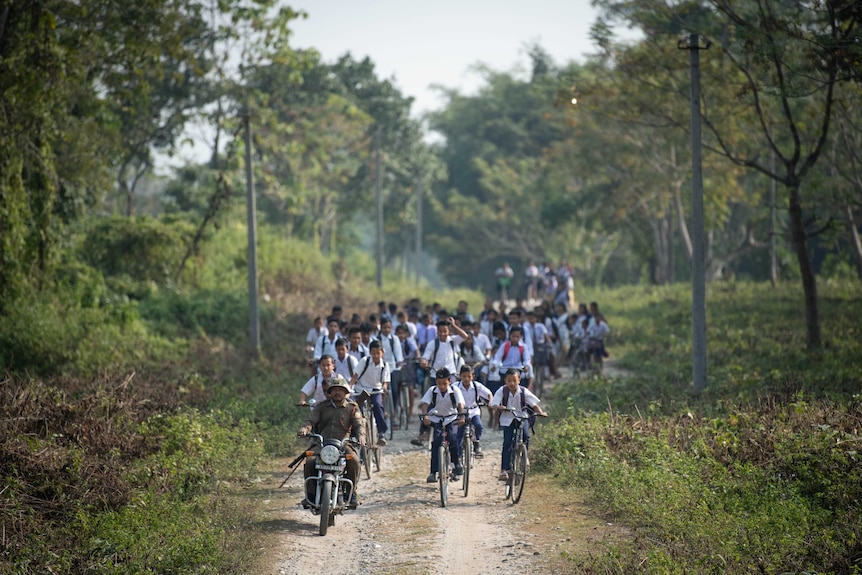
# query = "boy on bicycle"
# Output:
<box><xmin>418</xmin><ymin>368</ymin><xmax>466</xmax><ymax>483</ymax></box>
<box><xmin>454</xmin><ymin>365</ymin><xmax>492</xmax><ymax>457</ymax></box>
<box><xmin>490</xmin><ymin>368</ymin><xmax>546</xmax><ymax>482</ymax></box>
<box><xmin>349</xmin><ymin>340</ymin><xmax>390</xmax><ymax>446</ymax></box>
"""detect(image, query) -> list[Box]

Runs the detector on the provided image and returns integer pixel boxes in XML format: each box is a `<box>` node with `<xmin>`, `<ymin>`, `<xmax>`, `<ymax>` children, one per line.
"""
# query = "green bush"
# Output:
<box><xmin>539</xmin><ymin>280</ymin><xmax>862</xmax><ymax>574</ymax></box>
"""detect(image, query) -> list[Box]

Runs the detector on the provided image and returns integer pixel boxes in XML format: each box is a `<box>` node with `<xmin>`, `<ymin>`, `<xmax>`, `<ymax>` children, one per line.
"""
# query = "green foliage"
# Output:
<box><xmin>0</xmin><ymin>288</ymin><xmax>174</xmax><ymax>376</ymax></box>
<box><xmin>132</xmin><ymin>409</ymin><xmax>264</xmax><ymax>499</ymax></box>
<box><xmin>537</xmin><ymin>280</ymin><xmax>862</xmax><ymax>574</ymax></box>
<box><xmin>86</xmin><ymin>491</ymin><xmax>259</xmax><ymax>575</ymax></box>
<box><xmin>81</xmin><ymin>216</ymin><xmax>195</xmax><ymax>291</ymax></box>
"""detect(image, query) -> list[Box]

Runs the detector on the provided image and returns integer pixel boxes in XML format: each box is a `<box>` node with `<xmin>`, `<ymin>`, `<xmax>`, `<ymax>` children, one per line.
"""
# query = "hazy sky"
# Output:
<box><xmin>286</xmin><ymin>0</ymin><xmax>605</xmax><ymax>117</ymax></box>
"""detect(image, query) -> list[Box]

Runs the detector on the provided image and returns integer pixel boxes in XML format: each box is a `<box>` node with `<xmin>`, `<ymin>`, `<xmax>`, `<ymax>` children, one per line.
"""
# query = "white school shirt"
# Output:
<box><xmin>300</xmin><ymin>373</ymin><xmax>329</xmax><ymax>404</ymax></box>
<box><xmin>420</xmin><ymin>385</ymin><xmax>465</xmax><ymax>423</ymax></box>
<box><xmin>472</xmin><ymin>332</ymin><xmax>492</xmax><ymax>358</ymax></box>
<box><xmin>525</xmin><ymin>322</ymin><xmax>549</xmax><ymax>346</ymax></box>
<box><xmin>421</xmin><ymin>335</ymin><xmax>465</xmax><ymax>375</ymax></box>
<box><xmin>459</xmin><ymin>343</ymin><xmax>486</xmax><ymax>366</ymax></box>
<box><xmin>588</xmin><ymin>321</ymin><xmax>610</xmax><ymax>341</ymax></box>
<box><xmin>314</xmin><ymin>333</ymin><xmax>340</xmax><ymax>360</ymax></box>
<box><xmin>353</xmin><ymin>356</ymin><xmax>390</xmax><ymax>393</ymax></box>
<box><xmin>306</xmin><ymin>327</ymin><xmax>323</xmax><ymax>345</ymax></box>
<box><xmin>553</xmin><ymin>314</ymin><xmax>569</xmax><ymax>347</ymax></box>
<box><xmin>455</xmin><ymin>381</ymin><xmax>493</xmax><ymax>418</ymax></box>
<box><xmin>492</xmin><ymin>341</ymin><xmax>532</xmax><ymax>370</ymax></box>
<box><xmin>334</xmin><ymin>354</ymin><xmax>359</xmax><ymax>383</ymax></box>
<box><xmin>508</xmin><ymin>323</ymin><xmax>534</xmax><ymax>354</ymax></box>
<box><xmin>490</xmin><ymin>385</ymin><xmax>541</xmax><ymax>427</ymax></box>
<box><xmin>348</xmin><ymin>344</ymin><xmax>369</xmax><ymax>362</ymax></box>
<box><xmin>379</xmin><ymin>332</ymin><xmax>404</xmax><ymax>373</ymax></box>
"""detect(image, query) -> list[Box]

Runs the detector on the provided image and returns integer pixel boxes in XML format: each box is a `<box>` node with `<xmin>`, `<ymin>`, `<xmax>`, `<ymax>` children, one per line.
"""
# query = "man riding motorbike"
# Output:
<box><xmin>297</xmin><ymin>375</ymin><xmax>365</xmax><ymax>509</ymax></box>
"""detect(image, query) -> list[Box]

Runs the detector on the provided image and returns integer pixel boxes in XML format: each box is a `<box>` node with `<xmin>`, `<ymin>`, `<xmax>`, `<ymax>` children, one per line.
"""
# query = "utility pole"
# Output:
<box><xmin>415</xmin><ymin>179</ymin><xmax>423</xmax><ymax>286</ymax></box>
<box><xmin>243</xmin><ymin>110</ymin><xmax>261</xmax><ymax>356</ymax></box>
<box><xmin>375</xmin><ymin>126</ymin><xmax>383</xmax><ymax>289</ymax></box>
<box><xmin>680</xmin><ymin>33</ymin><xmax>709</xmax><ymax>395</ymax></box>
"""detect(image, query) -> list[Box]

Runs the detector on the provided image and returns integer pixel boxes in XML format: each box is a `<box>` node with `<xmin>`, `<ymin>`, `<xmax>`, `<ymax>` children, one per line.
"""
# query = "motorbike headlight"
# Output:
<box><xmin>320</xmin><ymin>444</ymin><xmax>340</xmax><ymax>465</ymax></box>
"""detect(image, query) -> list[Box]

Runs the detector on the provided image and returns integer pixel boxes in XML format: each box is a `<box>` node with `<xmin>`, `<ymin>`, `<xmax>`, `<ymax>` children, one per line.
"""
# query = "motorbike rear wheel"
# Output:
<box><xmin>319</xmin><ymin>478</ymin><xmax>333</xmax><ymax>536</ymax></box>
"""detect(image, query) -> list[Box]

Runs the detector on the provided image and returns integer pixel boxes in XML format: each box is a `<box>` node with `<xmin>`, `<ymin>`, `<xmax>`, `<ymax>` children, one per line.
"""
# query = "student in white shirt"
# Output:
<box><xmin>454</xmin><ymin>365</ymin><xmax>493</xmax><ymax>457</ymax></box>
<box><xmin>378</xmin><ymin>317</ymin><xmax>404</xmax><ymax>376</ymax></box>
<box><xmin>346</xmin><ymin>328</ymin><xmax>369</xmax><ymax>362</ymax></box>
<box><xmin>490</xmin><ymin>368</ymin><xmax>546</xmax><ymax>481</ymax></box>
<box><xmin>313</xmin><ymin>317</ymin><xmax>341</xmax><ymax>361</ymax></box>
<box><xmin>490</xmin><ymin>326</ymin><xmax>533</xmax><ymax>390</ymax></box>
<box><xmin>333</xmin><ymin>338</ymin><xmax>359</xmax><ymax>384</ymax></box>
<box><xmin>349</xmin><ymin>340</ymin><xmax>390</xmax><ymax>445</ymax></box>
<box><xmin>467</xmin><ymin>320</ymin><xmax>492</xmax><ymax>360</ymax></box>
<box><xmin>418</xmin><ymin>368</ymin><xmax>466</xmax><ymax>482</ymax></box>
<box><xmin>306</xmin><ymin>316</ymin><xmax>324</xmax><ymax>348</ymax></box>
<box><xmin>419</xmin><ymin>317</ymin><xmax>469</xmax><ymax>378</ymax></box>
<box><xmin>298</xmin><ymin>355</ymin><xmax>335</xmax><ymax>406</ymax></box>
<box><xmin>395</xmin><ymin>324</ymin><xmax>420</xmax><ymax>418</ymax></box>
<box><xmin>587</xmin><ymin>311</ymin><xmax>610</xmax><ymax>374</ymax></box>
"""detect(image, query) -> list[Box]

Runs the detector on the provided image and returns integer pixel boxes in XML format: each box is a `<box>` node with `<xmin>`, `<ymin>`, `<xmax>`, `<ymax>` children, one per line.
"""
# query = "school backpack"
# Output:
<box><xmin>430</xmin><ymin>338</ymin><xmax>462</xmax><ymax>370</ymax></box>
<box><xmin>500</xmin><ymin>341</ymin><xmax>525</xmax><ymax>364</ymax></box>
<box><xmin>501</xmin><ymin>385</ymin><xmax>536</xmax><ymax>429</ymax></box>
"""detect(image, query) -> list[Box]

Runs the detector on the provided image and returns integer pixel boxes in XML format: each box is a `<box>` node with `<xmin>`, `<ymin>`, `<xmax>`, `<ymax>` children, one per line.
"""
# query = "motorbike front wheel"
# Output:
<box><xmin>319</xmin><ymin>478</ymin><xmax>333</xmax><ymax>536</ymax></box>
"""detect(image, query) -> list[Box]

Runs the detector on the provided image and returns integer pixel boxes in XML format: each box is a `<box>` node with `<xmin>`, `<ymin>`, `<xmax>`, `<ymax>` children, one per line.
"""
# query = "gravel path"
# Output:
<box><xmin>263</xmin><ymin>416</ymin><xmax>541</xmax><ymax>575</ymax></box>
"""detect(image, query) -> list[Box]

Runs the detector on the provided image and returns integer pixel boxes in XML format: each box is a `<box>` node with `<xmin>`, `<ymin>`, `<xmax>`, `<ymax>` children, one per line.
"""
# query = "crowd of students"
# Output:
<box><xmin>297</xmin><ymin>297</ymin><xmax>610</xmax><ymax>485</ymax></box>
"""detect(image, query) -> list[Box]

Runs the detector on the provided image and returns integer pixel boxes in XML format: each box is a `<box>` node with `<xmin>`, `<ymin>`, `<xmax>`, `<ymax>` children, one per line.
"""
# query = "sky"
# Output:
<box><xmin>160</xmin><ymin>0</ymin><xmax>614</xmax><ymax>170</ymax></box>
<box><xmin>285</xmin><ymin>0</ymin><xmax>606</xmax><ymax>118</ymax></box>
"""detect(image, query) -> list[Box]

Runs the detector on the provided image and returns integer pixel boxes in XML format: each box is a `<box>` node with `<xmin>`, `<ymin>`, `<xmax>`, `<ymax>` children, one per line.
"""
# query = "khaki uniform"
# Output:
<box><xmin>300</xmin><ymin>397</ymin><xmax>365</xmax><ymax>494</ymax></box>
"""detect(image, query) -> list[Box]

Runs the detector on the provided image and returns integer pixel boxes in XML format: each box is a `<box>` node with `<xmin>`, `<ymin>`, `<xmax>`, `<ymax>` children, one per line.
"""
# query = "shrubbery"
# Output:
<box><xmin>536</xmin><ymin>281</ymin><xmax>862</xmax><ymax>574</ymax></box>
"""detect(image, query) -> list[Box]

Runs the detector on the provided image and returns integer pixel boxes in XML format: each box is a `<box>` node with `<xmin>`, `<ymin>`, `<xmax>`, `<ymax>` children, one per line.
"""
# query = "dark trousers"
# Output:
<box><xmin>501</xmin><ymin>422</ymin><xmax>530</xmax><ymax>471</ymax></box>
<box><xmin>430</xmin><ymin>420</ymin><xmax>462</xmax><ymax>474</ymax></box>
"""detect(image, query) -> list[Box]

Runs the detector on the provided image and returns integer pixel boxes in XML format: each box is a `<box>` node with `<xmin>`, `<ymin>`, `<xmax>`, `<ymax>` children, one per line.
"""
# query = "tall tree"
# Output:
<box><xmin>594</xmin><ymin>0</ymin><xmax>862</xmax><ymax>348</ymax></box>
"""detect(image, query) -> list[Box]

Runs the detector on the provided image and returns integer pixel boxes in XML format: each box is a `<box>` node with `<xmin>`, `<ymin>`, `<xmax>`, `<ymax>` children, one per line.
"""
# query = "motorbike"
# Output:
<box><xmin>299</xmin><ymin>432</ymin><xmax>358</xmax><ymax>536</ymax></box>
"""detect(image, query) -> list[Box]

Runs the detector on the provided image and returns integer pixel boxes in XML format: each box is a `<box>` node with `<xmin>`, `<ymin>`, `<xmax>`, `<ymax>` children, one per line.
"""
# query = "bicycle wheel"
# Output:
<box><xmin>385</xmin><ymin>390</ymin><xmax>395</xmax><ymax>440</ymax></box>
<box><xmin>462</xmin><ymin>430</ymin><xmax>471</xmax><ymax>497</ymax></box>
<box><xmin>399</xmin><ymin>383</ymin><xmax>410</xmax><ymax>430</ymax></box>
<box><xmin>362</xmin><ymin>414</ymin><xmax>373</xmax><ymax>479</ymax></box>
<box><xmin>373</xmin><ymin>444</ymin><xmax>382</xmax><ymax>472</ymax></box>
<box><xmin>504</xmin><ymin>433</ymin><xmax>517</xmax><ymax>500</ymax></box>
<box><xmin>512</xmin><ymin>443</ymin><xmax>528</xmax><ymax>504</ymax></box>
<box><xmin>438</xmin><ymin>444</ymin><xmax>449</xmax><ymax>507</ymax></box>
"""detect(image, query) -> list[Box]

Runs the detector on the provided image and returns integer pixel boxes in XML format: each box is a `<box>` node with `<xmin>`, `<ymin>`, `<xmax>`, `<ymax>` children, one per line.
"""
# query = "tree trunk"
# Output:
<box><xmin>788</xmin><ymin>183</ymin><xmax>821</xmax><ymax>348</ymax></box>
<box><xmin>650</xmin><ymin>218</ymin><xmax>665</xmax><ymax>285</ymax></box>
<box><xmin>666</xmin><ymin>209</ymin><xmax>675</xmax><ymax>283</ymax></box>
<box><xmin>845</xmin><ymin>202</ymin><xmax>862</xmax><ymax>282</ymax></box>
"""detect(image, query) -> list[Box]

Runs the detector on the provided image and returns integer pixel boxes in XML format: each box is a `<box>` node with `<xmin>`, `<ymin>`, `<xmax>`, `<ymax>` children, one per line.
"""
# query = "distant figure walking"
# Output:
<box><xmin>494</xmin><ymin>263</ymin><xmax>514</xmax><ymax>303</ymax></box>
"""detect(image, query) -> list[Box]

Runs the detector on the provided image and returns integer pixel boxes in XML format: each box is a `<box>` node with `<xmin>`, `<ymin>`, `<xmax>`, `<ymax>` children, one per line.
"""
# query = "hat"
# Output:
<box><xmin>434</xmin><ymin>368</ymin><xmax>451</xmax><ymax>379</ymax></box>
<box><xmin>326</xmin><ymin>375</ymin><xmax>350</xmax><ymax>393</ymax></box>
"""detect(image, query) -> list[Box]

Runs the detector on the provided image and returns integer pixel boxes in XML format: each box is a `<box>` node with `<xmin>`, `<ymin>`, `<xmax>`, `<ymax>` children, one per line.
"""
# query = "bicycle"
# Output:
<box><xmin>355</xmin><ymin>389</ymin><xmax>385</xmax><ymax>478</ymax></box>
<box><xmin>460</xmin><ymin>399</ymin><xmax>486</xmax><ymax>498</ymax></box>
<box><xmin>501</xmin><ymin>405</ymin><xmax>546</xmax><ymax>504</ymax></box>
<box><xmin>422</xmin><ymin>409</ymin><xmax>462</xmax><ymax>507</ymax></box>
<box><xmin>384</xmin><ymin>386</ymin><xmax>396</xmax><ymax>440</ymax></box>
<box><xmin>396</xmin><ymin>364</ymin><xmax>414</xmax><ymax>431</ymax></box>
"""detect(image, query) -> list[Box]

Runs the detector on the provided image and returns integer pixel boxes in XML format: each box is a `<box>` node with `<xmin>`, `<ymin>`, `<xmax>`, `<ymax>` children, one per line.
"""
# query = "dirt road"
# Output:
<box><xmin>257</xmin><ymin>418</ymin><xmax>582</xmax><ymax>575</ymax></box>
